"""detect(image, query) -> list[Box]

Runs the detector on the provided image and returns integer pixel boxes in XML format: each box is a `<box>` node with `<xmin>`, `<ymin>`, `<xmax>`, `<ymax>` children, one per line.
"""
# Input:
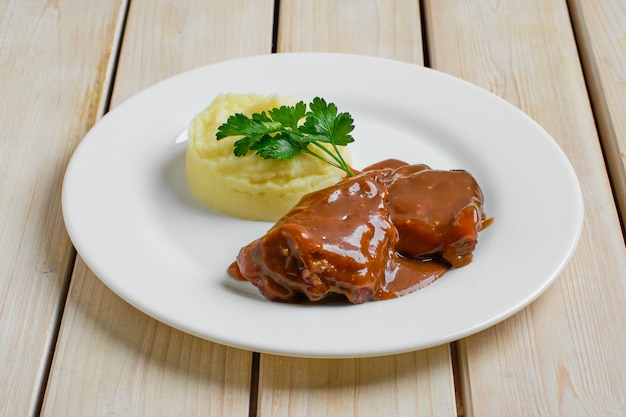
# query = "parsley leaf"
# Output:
<box><xmin>250</xmin><ymin>132</ymin><xmax>306</xmax><ymax>160</ymax></box>
<box><xmin>301</xmin><ymin>97</ymin><xmax>355</xmax><ymax>146</ymax></box>
<box><xmin>268</xmin><ymin>102</ymin><xmax>307</xmax><ymax>131</ymax></box>
<box><xmin>215</xmin><ymin>98</ymin><xmax>355</xmax><ymax>176</ymax></box>
<box><xmin>216</xmin><ymin>112</ymin><xmax>283</xmax><ymax>156</ymax></box>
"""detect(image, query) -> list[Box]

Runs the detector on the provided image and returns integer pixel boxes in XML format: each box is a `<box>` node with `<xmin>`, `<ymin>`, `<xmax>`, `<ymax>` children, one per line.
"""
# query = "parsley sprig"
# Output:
<box><xmin>215</xmin><ymin>97</ymin><xmax>355</xmax><ymax>176</ymax></box>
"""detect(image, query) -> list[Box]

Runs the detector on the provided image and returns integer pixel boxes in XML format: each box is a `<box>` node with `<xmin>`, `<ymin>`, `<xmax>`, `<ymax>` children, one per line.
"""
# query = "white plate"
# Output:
<box><xmin>62</xmin><ymin>53</ymin><xmax>583</xmax><ymax>358</ymax></box>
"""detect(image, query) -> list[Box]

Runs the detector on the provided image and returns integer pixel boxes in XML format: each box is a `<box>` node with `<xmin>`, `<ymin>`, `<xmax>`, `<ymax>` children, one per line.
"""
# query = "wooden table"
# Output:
<box><xmin>3</xmin><ymin>1</ymin><xmax>626</xmax><ymax>415</ymax></box>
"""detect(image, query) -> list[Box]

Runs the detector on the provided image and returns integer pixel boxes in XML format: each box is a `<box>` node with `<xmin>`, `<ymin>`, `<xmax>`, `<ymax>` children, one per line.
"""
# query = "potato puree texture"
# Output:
<box><xmin>186</xmin><ymin>93</ymin><xmax>352</xmax><ymax>221</ymax></box>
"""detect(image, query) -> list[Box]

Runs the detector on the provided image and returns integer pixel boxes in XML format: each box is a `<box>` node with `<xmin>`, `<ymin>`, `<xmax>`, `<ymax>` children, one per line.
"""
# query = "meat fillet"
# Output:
<box><xmin>229</xmin><ymin>161</ymin><xmax>487</xmax><ymax>303</ymax></box>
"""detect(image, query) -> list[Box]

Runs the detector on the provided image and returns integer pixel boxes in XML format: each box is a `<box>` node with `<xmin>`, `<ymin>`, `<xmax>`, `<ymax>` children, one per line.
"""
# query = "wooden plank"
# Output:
<box><xmin>257</xmin><ymin>1</ymin><xmax>459</xmax><ymax>416</ymax></box>
<box><xmin>277</xmin><ymin>0</ymin><xmax>423</xmax><ymax>63</ymax></box>
<box><xmin>258</xmin><ymin>351</ymin><xmax>457</xmax><ymax>417</ymax></box>
<box><xmin>40</xmin><ymin>0</ymin><xmax>275</xmax><ymax>415</ymax></box>
<box><xmin>0</xmin><ymin>1</ymin><xmax>126</xmax><ymax>415</ymax></box>
<box><xmin>110</xmin><ymin>0</ymin><xmax>276</xmax><ymax>101</ymax></box>
<box><xmin>41</xmin><ymin>258</ymin><xmax>253</xmax><ymax>416</ymax></box>
<box><xmin>424</xmin><ymin>0</ymin><xmax>626</xmax><ymax>415</ymax></box>
<box><xmin>568</xmin><ymin>0</ymin><xmax>626</xmax><ymax>225</ymax></box>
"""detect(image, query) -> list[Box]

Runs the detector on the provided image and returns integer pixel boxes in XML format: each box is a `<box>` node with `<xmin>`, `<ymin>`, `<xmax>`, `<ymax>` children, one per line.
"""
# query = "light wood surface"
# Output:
<box><xmin>0</xmin><ymin>1</ymin><xmax>125</xmax><ymax>415</ymax></box>
<box><xmin>258</xmin><ymin>351</ymin><xmax>457</xmax><ymax>417</ymax></box>
<box><xmin>425</xmin><ymin>0</ymin><xmax>626</xmax><ymax>415</ymax></box>
<box><xmin>2</xmin><ymin>0</ymin><xmax>625</xmax><ymax>416</ymax></box>
<box><xmin>41</xmin><ymin>259</ymin><xmax>252</xmax><ymax>416</ymax></box>
<box><xmin>568</xmin><ymin>0</ymin><xmax>626</xmax><ymax>225</ymax></box>
<box><xmin>40</xmin><ymin>0</ymin><xmax>274</xmax><ymax>415</ymax></box>
<box><xmin>277</xmin><ymin>0</ymin><xmax>423</xmax><ymax>63</ymax></box>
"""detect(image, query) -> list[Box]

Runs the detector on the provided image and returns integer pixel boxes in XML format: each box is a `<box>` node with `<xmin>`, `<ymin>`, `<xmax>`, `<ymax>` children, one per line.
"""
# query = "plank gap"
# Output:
<box><xmin>418</xmin><ymin>0</ymin><xmax>431</xmax><ymax>68</ymax></box>
<box><xmin>101</xmin><ymin>0</ymin><xmax>132</xmax><ymax>115</ymax></box>
<box><xmin>450</xmin><ymin>342</ymin><xmax>464</xmax><ymax>417</ymax></box>
<box><xmin>248</xmin><ymin>352</ymin><xmax>260</xmax><ymax>417</ymax></box>
<box><xmin>452</xmin><ymin>341</ymin><xmax>473</xmax><ymax>417</ymax></box>
<box><xmin>271</xmin><ymin>0</ymin><xmax>280</xmax><ymax>54</ymax></box>
<box><xmin>30</xmin><ymin>251</ymin><xmax>76</xmax><ymax>417</ymax></box>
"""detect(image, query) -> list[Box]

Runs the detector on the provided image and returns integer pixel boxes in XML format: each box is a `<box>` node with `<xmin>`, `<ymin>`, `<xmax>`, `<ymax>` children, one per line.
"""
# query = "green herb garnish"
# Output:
<box><xmin>215</xmin><ymin>97</ymin><xmax>355</xmax><ymax>176</ymax></box>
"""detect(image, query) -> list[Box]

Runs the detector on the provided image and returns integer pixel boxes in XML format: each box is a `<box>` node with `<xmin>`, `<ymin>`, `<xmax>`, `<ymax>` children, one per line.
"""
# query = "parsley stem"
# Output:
<box><xmin>304</xmin><ymin>149</ymin><xmax>345</xmax><ymax>172</ymax></box>
<box><xmin>308</xmin><ymin>142</ymin><xmax>355</xmax><ymax>177</ymax></box>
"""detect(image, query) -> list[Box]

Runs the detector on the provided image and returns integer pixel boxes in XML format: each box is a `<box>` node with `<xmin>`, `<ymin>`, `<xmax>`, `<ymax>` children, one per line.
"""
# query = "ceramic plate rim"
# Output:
<box><xmin>62</xmin><ymin>53</ymin><xmax>584</xmax><ymax>358</ymax></box>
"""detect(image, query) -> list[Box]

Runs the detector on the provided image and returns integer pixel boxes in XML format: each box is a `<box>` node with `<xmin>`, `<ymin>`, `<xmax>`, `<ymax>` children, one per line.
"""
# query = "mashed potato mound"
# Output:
<box><xmin>186</xmin><ymin>93</ymin><xmax>352</xmax><ymax>221</ymax></box>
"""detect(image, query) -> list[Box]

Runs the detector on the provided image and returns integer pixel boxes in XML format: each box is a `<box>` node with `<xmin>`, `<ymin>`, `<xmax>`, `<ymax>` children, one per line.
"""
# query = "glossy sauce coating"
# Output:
<box><xmin>229</xmin><ymin>160</ymin><xmax>486</xmax><ymax>304</ymax></box>
<box><xmin>385</xmin><ymin>164</ymin><xmax>485</xmax><ymax>267</ymax></box>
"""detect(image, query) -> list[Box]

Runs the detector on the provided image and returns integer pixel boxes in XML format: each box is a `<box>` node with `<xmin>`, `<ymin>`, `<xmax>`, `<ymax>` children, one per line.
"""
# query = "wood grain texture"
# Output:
<box><xmin>277</xmin><ymin>0</ymin><xmax>424</xmax><ymax>64</ymax></box>
<box><xmin>257</xmin><ymin>1</ymin><xmax>458</xmax><ymax>416</ymax></box>
<box><xmin>111</xmin><ymin>0</ymin><xmax>275</xmax><ymax>103</ymax></box>
<box><xmin>568</xmin><ymin>0</ymin><xmax>626</xmax><ymax>226</ymax></box>
<box><xmin>0</xmin><ymin>1</ymin><xmax>125</xmax><ymax>415</ymax></box>
<box><xmin>41</xmin><ymin>259</ymin><xmax>252</xmax><ymax>416</ymax></box>
<box><xmin>424</xmin><ymin>0</ymin><xmax>626</xmax><ymax>415</ymax></box>
<box><xmin>258</xmin><ymin>350</ymin><xmax>456</xmax><ymax>417</ymax></box>
<box><xmin>40</xmin><ymin>0</ymin><xmax>275</xmax><ymax>415</ymax></box>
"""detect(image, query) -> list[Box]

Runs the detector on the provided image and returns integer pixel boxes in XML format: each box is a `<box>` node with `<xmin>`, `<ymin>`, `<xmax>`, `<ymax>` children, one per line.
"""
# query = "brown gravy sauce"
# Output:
<box><xmin>376</xmin><ymin>256</ymin><xmax>450</xmax><ymax>300</ymax></box>
<box><xmin>228</xmin><ymin>159</ymin><xmax>488</xmax><ymax>304</ymax></box>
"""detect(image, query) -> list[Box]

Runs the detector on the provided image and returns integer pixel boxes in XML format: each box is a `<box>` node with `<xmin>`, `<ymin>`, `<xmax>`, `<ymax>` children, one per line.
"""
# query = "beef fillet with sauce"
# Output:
<box><xmin>383</xmin><ymin>163</ymin><xmax>485</xmax><ymax>267</ymax></box>
<box><xmin>229</xmin><ymin>170</ymin><xmax>397</xmax><ymax>304</ymax></box>
<box><xmin>229</xmin><ymin>160</ymin><xmax>487</xmax><ymax>304</ymax></box>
